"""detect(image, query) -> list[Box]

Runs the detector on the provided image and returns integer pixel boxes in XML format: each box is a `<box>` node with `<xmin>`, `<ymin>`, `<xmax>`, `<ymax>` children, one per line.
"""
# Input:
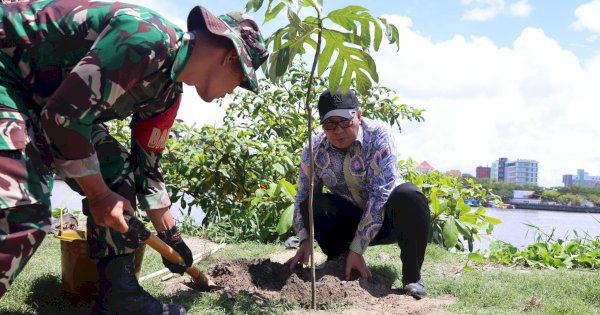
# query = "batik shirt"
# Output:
<box><xmin>0</xmin><ymin>0</ymin><xmax>194</xmax><ymax>210</ymax></box>
<box><xmin>293</xmin><ymin>118</ymin><xmax>402</xmax><ymax>255</ymax></box>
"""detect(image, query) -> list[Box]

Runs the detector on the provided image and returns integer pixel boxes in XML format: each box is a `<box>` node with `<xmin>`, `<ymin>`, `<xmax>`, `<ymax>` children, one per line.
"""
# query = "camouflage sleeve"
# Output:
<box><xmin>131</xmin><ymin>93</ymin><xmax>181</xmax><ymax>211</ymax></box>
<box><xmin>40</xmin><ymin>13</ymin><xmax>169</xmax><ymax>178</ymax></box>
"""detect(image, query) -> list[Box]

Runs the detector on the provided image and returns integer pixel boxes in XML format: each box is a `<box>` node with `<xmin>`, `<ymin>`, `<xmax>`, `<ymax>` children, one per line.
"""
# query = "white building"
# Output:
<box><xmin>491</xmin><ymin>158</ymin><xmax>538</xmax><ymax>185</ymax></box>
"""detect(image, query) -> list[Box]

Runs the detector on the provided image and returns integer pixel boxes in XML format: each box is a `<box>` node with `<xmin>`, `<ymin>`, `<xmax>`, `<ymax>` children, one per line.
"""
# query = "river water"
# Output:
<box><xmin>50</xmin><ymin>180</ymin><xmax>600</xmax><ymax>249</ymax></box>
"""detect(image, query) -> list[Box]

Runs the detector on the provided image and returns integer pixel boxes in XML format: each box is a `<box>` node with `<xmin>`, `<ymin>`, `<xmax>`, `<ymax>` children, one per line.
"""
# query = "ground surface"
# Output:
<box><xmin>164</xmin><ymin>242</ymin><xmax>456</xmax><ymax>314</ymax></box>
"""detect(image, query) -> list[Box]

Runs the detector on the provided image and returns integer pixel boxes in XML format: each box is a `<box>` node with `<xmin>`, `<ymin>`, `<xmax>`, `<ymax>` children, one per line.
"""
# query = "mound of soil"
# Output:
<box><xmin>202</xmin><ymin>257</ymin><xmax>456</xmax><ymax>314</ymax></box>
<box><xmin>162</xmin><ymin>248</ymin><xmax>456</xmax><ymax>314</ymax></box>
<box><xmin>210</xmin><ymin>257</ymin><xmax>394</xmax><ymax>307</ymax></box>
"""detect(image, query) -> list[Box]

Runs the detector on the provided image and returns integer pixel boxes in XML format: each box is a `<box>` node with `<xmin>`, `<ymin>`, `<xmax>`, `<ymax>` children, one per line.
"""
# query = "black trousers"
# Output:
<box><xmin>300</xmin><ymin>183</ymin><xmax>431</xmax><ymax>284</ymax></box>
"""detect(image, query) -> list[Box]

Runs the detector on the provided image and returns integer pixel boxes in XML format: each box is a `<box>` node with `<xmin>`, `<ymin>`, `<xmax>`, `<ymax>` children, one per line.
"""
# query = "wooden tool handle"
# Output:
<box><xmin>145</xmin><ymin>233</ymin><xmax>215</xmax><ymax>286</ymax></box>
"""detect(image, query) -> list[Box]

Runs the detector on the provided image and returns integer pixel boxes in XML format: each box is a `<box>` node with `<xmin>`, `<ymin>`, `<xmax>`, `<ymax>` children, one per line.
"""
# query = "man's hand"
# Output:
<box><xmin>75</xmin><ymin>173</ymin><xmax>133</xmax><ymax>233</ymax></box>
<box><xmin>287</xmin><ymin>239</ymin><xmax>312</xmax><ymax>270</ymax></box>
<box><xmin>87</xmin><ymin>189</ymin><xmax>134</xmax><ymax>233</ymax></box>
<box><xmin>158</xmin><ymin>226</ymin><xmax>193</xmax><ymax>275</ymax></box>
<box><xmin>345</xmin><ymin>250</ymin><xmax>372</xmax><ymax>281</ymax></box>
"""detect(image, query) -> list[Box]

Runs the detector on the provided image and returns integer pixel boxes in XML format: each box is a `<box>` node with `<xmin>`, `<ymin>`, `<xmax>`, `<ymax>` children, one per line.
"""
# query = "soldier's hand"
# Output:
<box><xmin>87</xmin><ymin>189</ymin><xmax>134</xmax><ymax>233</ymax></box>
<box><xmin>287</xmin><ymin>239</ymin><xmax>312</xmax><ymax>270</ymax></box>
<box><xmin>158</xmin><ymin>227</ymin><xmax>193</xmax><ymax>275</ymax></box>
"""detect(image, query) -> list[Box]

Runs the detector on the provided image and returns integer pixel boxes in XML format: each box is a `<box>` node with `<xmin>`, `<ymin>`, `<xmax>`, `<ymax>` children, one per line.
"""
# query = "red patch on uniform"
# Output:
<box><xmin>133</xmin><ymin>95</ymin><xmax>181</xmax><ymax>153</ymax></box>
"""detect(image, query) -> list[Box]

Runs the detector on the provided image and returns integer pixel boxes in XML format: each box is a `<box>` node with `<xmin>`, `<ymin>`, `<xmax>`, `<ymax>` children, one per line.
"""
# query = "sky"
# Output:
<box><xmin>117</xmin><ymin>0</ymin><xmax>600</xmax><ymax>188</ymax></box>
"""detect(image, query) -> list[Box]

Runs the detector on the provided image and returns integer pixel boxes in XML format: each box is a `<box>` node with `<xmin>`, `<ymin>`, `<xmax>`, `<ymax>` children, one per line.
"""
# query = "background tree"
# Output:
<box><xmin>159</xmin><ymin>65</ymin><xmax>422</xmax><ymax>243</ymax></box>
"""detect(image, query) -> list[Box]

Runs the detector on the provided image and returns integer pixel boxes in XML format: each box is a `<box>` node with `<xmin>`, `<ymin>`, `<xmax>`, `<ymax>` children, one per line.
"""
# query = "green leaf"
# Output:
<box><xmin>276</xmin><ymin>204</ymin><xmax>295</xmax><ymax>235</ymax></box>
<box><xmin>245</xmin><ymin>0</ymin><xmax>264</xmax><ymax>12</ymax></box>
<box><xmin>320</xmin><ymin>29</ymin><xmax>379</xmax><ymax>93</ymax></box>
<box><xmin>360</xmin><ymin>20</ymin><xmax>371</xmax><ymax>47</ymax></box>
<box><xmin>373</xmin><ymin>21</ymin><xmax>383</xmax><ymax>51</ymax></box>
<box><xmin>482</xmin><ymin>215</ymin><xmax>503</xmax><ymax>225</ymax></box>
<box><xmin>265</xmin><ymin>2</ymin><xmax>286</xmax><ymax>23</ymax></box>
<box><xmin>328</xmin><ymin>58</ymin><xmax>343</xmax><ymax>93</ymax></box>
<box><xmin>273</xmin><ymin>163</ymin><xmax>285</xmax><ymax>175</ymax></box>
<box><xmin>468</xmin><ymin>252</ymin><xmax>485</xmax><ymax>263</ymax></box>
<box><xmin>302</xmin><ymin>0</ymin><xmax>322</xmax><ymax>16</ymax></box>
<box><xmin>280</xmin><ymin>178</ymin><xmax>297</xmax><ymax>199</ymax></box>
<box><xmin>274</xmin><ymin>47</ymin><xmax>291</xmax><ymax>78</ymax></box>
<box><xmin>458</xmin><ymin>201</ymin><xmax>471</xmax><ymax>215</ymax></box>
<box><xmin>475</xmin><ymin>206</ymin><xmax>486</xmax><ymax>215</ymax></box>
<box><xmin>327</xmin><ymin>5</ymin><xmax>368</xmax><ymax>31</ymax></box>
<box><xmin>443</xmin><ymin>217</ymin><xmax>459</xmax><ymax>248</ymax></box>
<box><xmin>355</xmin><ymin>69</ymin><xmax>371</xmax><ymax>95</ymax></box>
<box><xmin>287</xmin><ymin>7</ymin><xmax>302</xmax><ymax>27</ymax></box>
<box><xmin>429</xmin><ymin>189</ymin><xmax>440</xmax><ymax>215</ymax></box>
<box><xmin>385</xmin><ymin>22</ymin><xmax>400</xmax><ymax>51</ymax></box>
<box><xmin>317</xmin><ymin>40</ymin><xmax>335</xmax><ymax>76</ymax></box>
<box><xmin>459</xmin><ymin>212</ymin><xmax>478</xmax><ymax>224</ymax></box>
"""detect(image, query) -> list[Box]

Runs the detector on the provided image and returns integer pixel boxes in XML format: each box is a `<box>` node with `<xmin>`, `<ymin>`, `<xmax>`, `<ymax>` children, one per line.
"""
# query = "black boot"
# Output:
<box><xmin>92</xmin><ymin>254</ymin><xmax>185</xmax><ymax>315</ymax></box>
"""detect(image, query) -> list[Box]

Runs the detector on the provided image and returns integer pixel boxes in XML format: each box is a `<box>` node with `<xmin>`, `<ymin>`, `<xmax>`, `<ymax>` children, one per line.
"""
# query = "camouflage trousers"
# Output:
<box><xmin>0</xmin><ymin>105</ymin><xmax>140</xmax><ymax>297</ymax></box>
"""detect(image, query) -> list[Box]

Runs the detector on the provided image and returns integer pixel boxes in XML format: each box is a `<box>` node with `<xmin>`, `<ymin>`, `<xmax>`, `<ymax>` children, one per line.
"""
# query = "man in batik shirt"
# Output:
<box><xmin>288</xmin><ymin>89</ymin><xmax>431</xmax><ymax>299</ymax></box>
<box><xmin>0</xmin><ymin>0</ymin><xmax>268</xmax><ymax>313</ymax></box>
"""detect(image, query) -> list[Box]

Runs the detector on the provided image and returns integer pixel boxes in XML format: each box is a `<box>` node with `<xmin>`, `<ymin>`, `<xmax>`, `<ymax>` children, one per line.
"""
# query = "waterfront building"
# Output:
<box><xmin>491</xmin><ymin>157</ymin><xmax>508</xmax><ymax>182</ymax></box>
<box><xmin>506</xmin><ymin>159</ymin><xmax>538</xmax><ymax>185</ymax></box>
<box><xmin>491</xmin><ymin>157</ymin><xmax>538</xmax><ymax>185</ymax></box>
<box><xmin>562</xmin><ymin>169</ymin><xmax>600</xmax><ymax>187</ymax></box>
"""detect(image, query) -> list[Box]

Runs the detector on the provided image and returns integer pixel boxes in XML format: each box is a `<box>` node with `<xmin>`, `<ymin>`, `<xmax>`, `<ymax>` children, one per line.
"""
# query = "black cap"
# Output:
<box><xmin>317</xmin><ymin>89</ymin><xmax>359</xmax><ymax>122</ymax></box>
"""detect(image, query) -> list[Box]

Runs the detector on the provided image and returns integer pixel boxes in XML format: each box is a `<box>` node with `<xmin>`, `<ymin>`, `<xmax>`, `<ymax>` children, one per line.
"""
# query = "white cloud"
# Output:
<box><xmin>572</xmin><ymin>0</ymin><xmax>600</xmax><ymax>33</ymax></box>
<box><xmin>375</xmin><ymin>15</ymin><xmax>600</xmax><ymax>187</ymax></box>
<box><xmin>509</xmin><ymin>0</ymin><xmax>533</xmax><ymax>17</ymax></box>
<box><xmin>461</xmin><ymin>0</ymin><xmax>534</xmax><ymax>21</ymax></box>
<box><xmin>461</xmin><ymin>0</ymin><xmax>505</xmax><ymax>21</ymax></box>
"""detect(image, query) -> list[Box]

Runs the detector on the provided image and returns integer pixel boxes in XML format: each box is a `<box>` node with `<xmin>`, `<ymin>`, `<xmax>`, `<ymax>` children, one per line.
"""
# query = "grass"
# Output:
<box><xmin>1</xmin><ymin>236</ymin><xmax>599</xmax><ymax>315</ymax></box>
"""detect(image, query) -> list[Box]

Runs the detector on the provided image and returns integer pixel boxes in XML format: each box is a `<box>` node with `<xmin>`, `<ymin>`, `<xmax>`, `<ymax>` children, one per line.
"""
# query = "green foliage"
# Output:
<box><xmin>246</xmin><ymin>0</ymin><xmax>399</xmax><ymax>94</ymax></box>
<box><xmin>555</xmin><ymin>185</ymin><xmax>600</xmax><ymax>206</ymax></box>
<box><xmin>485</xmin><ymin>225</ymin><xmax>600</xmax><ymax>269</ymax></box>
<box><xmin>541</xmin><ymin>189</ymin><xmax>560</xmax><ymax>202</ymax></box>
<box><xmin>105</xmin><ymin>117</ymin><xmax>132</xmax><ymax>151</ymax></box>
<box><xmin>399</xmin><ymin>158</ymin><xmax>502</xmax><ymax>252</ymax></box>
<box><xmin>476</xmin><ymin>180</ymin><xmax>542</xmax><ymax>202</ymax></box>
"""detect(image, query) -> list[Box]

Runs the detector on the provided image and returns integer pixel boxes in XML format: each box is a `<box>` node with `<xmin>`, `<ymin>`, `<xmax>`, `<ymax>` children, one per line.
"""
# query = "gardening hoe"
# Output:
<box><xmin>125</xmin><ymin>216</ymin><xmax>218</xmax><ymax>289</ymax></box>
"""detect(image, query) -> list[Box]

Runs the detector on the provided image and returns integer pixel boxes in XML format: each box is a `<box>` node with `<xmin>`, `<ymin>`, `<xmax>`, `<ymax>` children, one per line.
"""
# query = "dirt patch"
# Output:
<box><xmin>269</xmin><ymin>250</ymin><xmax>327</xmax><ymax>265</ymax></box>
<box><xmin>164</xmin><ymin>254</ymin><xmax>457</xmax><ymax>314</ymax></box>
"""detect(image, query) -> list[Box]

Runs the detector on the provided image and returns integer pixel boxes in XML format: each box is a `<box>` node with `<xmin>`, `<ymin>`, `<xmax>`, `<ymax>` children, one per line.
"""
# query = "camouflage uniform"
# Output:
<box><xmin>0</xmin><ymin>0</ymin><xmax>192</xmax><ymax>297</ymax></box>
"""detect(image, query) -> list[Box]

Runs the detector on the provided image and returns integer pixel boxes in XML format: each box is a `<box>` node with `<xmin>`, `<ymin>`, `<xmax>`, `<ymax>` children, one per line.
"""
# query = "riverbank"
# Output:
<box><xmin>509</xmin><ymin>202</ymin><xmax>600</xmax><ymax>213</ymax></box>
<box><xmin>2</xmin><ymin>239</ymin><xmax>599</xmax><ymax>314</ymax></box>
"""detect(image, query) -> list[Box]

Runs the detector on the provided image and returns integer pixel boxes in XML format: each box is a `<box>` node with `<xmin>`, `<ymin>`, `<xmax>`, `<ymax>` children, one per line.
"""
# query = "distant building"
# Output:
<box><xmin>491</xmin><ymin>157</ymin><xmax>508</xmax><ymax>182</ymax></box>
<box><xmin>491</xmin><ymin>157</ymin><xmax>538</xmax><ymax>185</ymax></box>
<box><xmin>417</xmin><ymin>161</ymin><xmax>434</xmax><ymax>174</ymax></box>
<box><xmin>506</xmin><ymin>159</ymin><xmax>538</xmax><ymax>185</ymax></box>
<box><xmin>510</xmin><ymin>190</ymin><xmax>541</xmax><ymax>204</ymax></box>
<box><xmin>562</xmin><ymin>169</ymin><xmax>600</xmax><ymax>187</ymax></box>
<box><xmin>476</xmin><ymin>166</ymin><xmax>491</xmax><ymax>179</ymax></box>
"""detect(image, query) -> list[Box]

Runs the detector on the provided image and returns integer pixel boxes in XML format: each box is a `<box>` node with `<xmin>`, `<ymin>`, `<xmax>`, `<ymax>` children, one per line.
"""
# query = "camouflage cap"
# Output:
<box><xmin>188</xmin><ymin>6</ymin><xmax>269</xmax><ymax>94</ymax></box>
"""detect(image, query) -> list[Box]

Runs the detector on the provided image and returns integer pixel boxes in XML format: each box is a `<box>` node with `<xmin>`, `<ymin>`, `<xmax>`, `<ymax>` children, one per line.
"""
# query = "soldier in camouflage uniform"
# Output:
<box><xmin>0</xmin><ymin>0</ymin><xmax>268</xmax><ymax>313</ymax></box>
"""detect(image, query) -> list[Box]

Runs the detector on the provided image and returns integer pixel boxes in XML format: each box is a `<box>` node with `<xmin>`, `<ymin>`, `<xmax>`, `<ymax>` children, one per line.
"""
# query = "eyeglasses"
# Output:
<box><xmin>321</xmin><ymin>119</ymin><xmax>354</xmax><ymax>131</ymax></box>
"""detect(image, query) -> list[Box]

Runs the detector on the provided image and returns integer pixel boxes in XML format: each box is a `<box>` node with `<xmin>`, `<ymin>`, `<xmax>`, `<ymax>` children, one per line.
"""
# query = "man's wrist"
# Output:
<box><xmin>156</xmin><ymin>225</ymin><xmax>181</xmax><ymax>243</ymax></box>
<box><xmin>74</xmin><ymin>173</ymin><xmax>110</xmax><ymax>200</ymax></box>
